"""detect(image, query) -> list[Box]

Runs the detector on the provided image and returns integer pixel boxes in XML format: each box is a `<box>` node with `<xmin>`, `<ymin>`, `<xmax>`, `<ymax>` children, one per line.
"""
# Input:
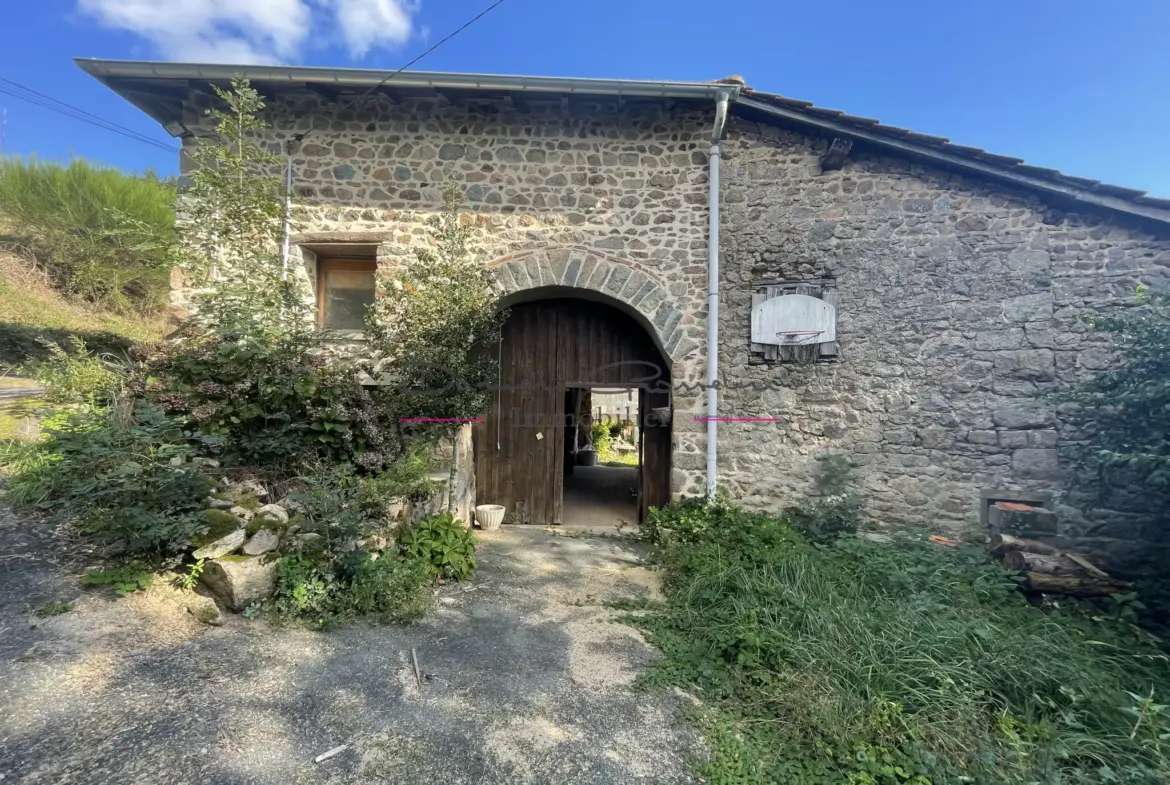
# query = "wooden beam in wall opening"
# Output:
<box><xmin>820</xmin><ymin>137</ymin><xmax>853</xmax><ymax>171</ymax></box>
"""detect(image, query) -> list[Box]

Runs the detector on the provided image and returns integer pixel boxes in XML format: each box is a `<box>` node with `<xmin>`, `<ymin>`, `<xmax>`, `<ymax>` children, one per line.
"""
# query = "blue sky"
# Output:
<box><xmin>2</xmin><ymin>0</ymin><xmax>1169</xmax><ymax>196</ymax></box>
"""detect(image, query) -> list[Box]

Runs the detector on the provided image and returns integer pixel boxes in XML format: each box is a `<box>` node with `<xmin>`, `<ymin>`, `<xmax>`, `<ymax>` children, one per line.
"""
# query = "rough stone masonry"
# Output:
<box><xmin>173</xmin><ymin>87</ymin><xmax>1170</xmax><ymax>572</ymax></box>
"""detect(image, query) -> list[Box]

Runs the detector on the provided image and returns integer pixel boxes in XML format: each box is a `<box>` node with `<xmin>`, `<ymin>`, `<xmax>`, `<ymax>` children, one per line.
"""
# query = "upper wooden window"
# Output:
<box><xmin>314</xmin><ymin>250</ymin><xmax>377</xmax><ymax>330</ymax></box>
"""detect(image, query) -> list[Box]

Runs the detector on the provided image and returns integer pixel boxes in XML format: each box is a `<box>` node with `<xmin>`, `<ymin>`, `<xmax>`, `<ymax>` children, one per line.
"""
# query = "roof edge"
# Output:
<box><xmin>74</xmin><ymin>58</ymin><xmax>742</xmax><ymax>101</ymax></box>
<box><xmin>736</xmin><ymin>96</ymin><xmax>1170</xmax><ymax>228</ymax></box>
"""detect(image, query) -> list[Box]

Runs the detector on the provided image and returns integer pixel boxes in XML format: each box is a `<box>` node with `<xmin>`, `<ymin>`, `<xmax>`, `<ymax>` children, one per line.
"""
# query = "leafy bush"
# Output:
<box><xmin>4</xmin><ymin>402</ymin><xmax>215</xmax><ymax>557</ymax></box>
<box><xmin>365</xmin><ymin>178</ymin><xmax>504</xmax><ymax>439</ymax></box>
<box><xmin>401</xmin><ymin>513</ymin><xmax>477</xmax><ymax>581</ymax></box>
<box><xmin>265</xmin><ymin>468</ymin><xmax>441</xmax><ymax>626</ymax></box>
<box><xmin>34</xmin><ymin>599</ymin><xmax>73</xmax><ymax>617</ymax></box>
<box><xmin>27</xmin><ymin>338</ymin><xmax>124</xmax><ymax>405</ymax></box>
<box><xmin>589</xmin><ymin>420</ymin><xmax>613</xmax><ymax>455</ymax></box>
<box><xmin>359</xmin><ymin>444</ymin><xmax>437</xmax><ymax>517</ymax></box>
<box><xmin>180</xmin><ymin>77</ymin><xmax>303</xmax><ymax>333</ymax></box>
<box><xmin>784</xmin><ymin>452</ymin><xmax>866</xmax><ymax>544</ymax></box>
<box><xmin>81</xmin><ymin>562</ymin><xmax>154</xmax><ymax>596</ymax></box>
<box><xmin>139</xmin><ymin>330</ymin><xmax>401</xmax><ymax>472</ymax></box>
<box><xmin>0</xmin><ymin>156</ymin><xmax>177</xmax><ymax>313</ymax></box>
<box><xmin>635</xmin><ymin>501</ymin><xmax>1170</xmax><ymax>784</ymax></box>
<box><xmin>269</xmin><ymin>550</ymin><xmax>432</xmax><ymax>627</ymax></box>
<box><xmin>1058</xmin><ymin>288</ymin><xmax>1170</xmax><ymax>497</ymax></box>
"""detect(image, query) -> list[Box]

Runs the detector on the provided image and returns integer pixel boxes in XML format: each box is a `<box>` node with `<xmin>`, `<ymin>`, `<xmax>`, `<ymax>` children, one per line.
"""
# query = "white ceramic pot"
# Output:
<box><xmin>475</xmin><ymin>504</ymin><xmax>505</xmax><ymax>531</ymax></box>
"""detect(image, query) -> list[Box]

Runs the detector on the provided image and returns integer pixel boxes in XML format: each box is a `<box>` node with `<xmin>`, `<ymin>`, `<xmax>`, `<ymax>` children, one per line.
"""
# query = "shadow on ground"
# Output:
<box><xmin>0</xmin><ymin>510</ymin><xmax>697</xmax><ymax>784</ymax></box>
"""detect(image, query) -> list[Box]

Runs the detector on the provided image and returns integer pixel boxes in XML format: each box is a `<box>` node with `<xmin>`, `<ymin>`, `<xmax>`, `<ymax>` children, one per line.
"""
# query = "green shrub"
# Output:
<box><xmin>269</xmin><ymin>551</ymin><xmax>431</xmax><ymax>626</ymax></box>
<box><xmin>359</xmin><ymin>443</ymin><xmax>437</xmax><ymax>510</ymax></box>
<box><xmin>34</xmin><ymin>600</ymin><xmax>73</xmax><ymax>617</ymax></box>
<box><xmin>590</xmin><ymin>420</ymin><xmax>613</xmax><ymax>455</ymax></box>
<box><xmin>0</xmin><ymin>323</ymin><xmax>141</xmax><ymax>369</ymax></box>
<box><xmin>81</xmin><ymin>562</ymin><xmax>154</xmax><ymax>596</ymax></box>
<box><xmin>1057</xmin><ymin>288</ymin><xmax>1170</xmax><ymax>496</ymax></box>
<box><xmin>4</xmin><ymin>402</ymin><xmax>215</xmax><ymax>557</ymax></box>
<box><xmin>634</xmin><ymin>501</ymin><xmax>1170</xmax><ymax>784</ymax></box>
<box><xmin>0</xmin><ymin>156</ymin><xmax>177</xmax><ymax>313</ymax></box>
<box><xmin>784</xmin><ymin>453</ymin><xmax>866</xmax><ymax>544</ymax></box>
<box><xmin>401</xmin><ymin>513</ymin><xmax>477</xmax><ymax>581</ymax></box>
<box><xmin>364</xmin><ymin>178</ymin><xmax>504</xmax><ymax>450</ymax></box>
<box><xmin>27</xmin><ymin>338</ymin><xmax>124</xmax><ymax>405</ymax></box>
<box><xmin>139</xmin><ymin>330</ymin><xmax>401</xmax><ymax>472</ymax></box>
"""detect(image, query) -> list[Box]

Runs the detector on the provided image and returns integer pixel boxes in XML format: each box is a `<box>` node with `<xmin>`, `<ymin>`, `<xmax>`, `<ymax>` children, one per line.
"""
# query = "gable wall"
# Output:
<box><xmin>716</xmin><ymin>118</ymin><xmax>1170</xmax><ymax>569</ymax></box>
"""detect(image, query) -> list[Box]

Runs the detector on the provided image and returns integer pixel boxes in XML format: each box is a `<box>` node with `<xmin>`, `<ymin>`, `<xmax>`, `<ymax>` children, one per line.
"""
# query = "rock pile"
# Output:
<box><xmin>190</xmin><ymin>478</ymin><xmax>297</xmax><ymax>611</ymax></box>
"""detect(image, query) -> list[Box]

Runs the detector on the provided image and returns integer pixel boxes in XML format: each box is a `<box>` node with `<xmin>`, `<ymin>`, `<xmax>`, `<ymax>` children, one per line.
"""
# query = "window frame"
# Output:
<box><xmin>315</xmin><ymin>256</ymin><xmax>378</xmax><ymax>331</ymax></box>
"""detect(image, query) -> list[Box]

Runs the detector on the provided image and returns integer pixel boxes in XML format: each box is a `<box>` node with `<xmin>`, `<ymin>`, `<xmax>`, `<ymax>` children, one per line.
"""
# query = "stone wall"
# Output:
<box><xmin>717</xmin><ymin>118</ymin><xmax>1170</xmax><ymax>570</ymax></box>
<box><xmin>179</xmin><ymin>91</ymin><xmax>716</xmax><ymax>495</ymax></box>
<box><xmin>175</xmin><ymin>89</ymin><xmax>1170</xmax><ymax>567</ymax></box>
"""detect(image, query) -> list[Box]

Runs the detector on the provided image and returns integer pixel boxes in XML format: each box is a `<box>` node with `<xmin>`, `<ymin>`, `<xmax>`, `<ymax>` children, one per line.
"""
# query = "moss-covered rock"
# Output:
<box><xmin>246</xmin><ymin>504</ymin><xmax>290</xmax><ymax>536</ymax></box>
<box><xmin>192</xmin><ymin>509</ymin><xmax>246</xmax><ymax>559</ymax></box>
<box><xmin>233</xmin><ymin>495</ymin><xmax>262</xmax><ymax>513</ymax></box>
<box><xmin>184</xmin><ymin>593</ymin><xmax>222</xmax><ymax>625</ymax></box>
<box><xmin>193</xmin><ymin>509</ymin><xmax>244</xmax><ymax>546</ymax></box>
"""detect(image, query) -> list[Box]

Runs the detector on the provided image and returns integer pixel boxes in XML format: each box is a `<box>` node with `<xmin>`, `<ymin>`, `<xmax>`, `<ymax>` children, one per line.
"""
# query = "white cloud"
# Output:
<box><xmin>325</xmin><ymin>0</ymin><xmax>417</xmax><ymax>58</ymax></box>
<box><xmin>78</xmin><ymin>0</ymin><xmax>419</xmax><ymax>63</ymax></box>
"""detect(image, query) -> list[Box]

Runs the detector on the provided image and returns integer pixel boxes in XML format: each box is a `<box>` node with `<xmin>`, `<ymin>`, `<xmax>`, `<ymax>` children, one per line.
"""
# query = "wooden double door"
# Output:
<box><xmin>473</xmin><ymin>299</ymin><xmax>672</xmax><ymax>525</ymax></box>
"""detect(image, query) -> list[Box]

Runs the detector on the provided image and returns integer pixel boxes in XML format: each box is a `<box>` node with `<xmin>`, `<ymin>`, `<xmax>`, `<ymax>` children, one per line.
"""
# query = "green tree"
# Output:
<box><xmin>365</xmin><ymin>179</ymin><xmax>506</xmax><ymax>509</ymax></box>
<box><xmin>181</xmin><ymin>76</ymin><xmax>303</xmax><ymax>333</ymax></box>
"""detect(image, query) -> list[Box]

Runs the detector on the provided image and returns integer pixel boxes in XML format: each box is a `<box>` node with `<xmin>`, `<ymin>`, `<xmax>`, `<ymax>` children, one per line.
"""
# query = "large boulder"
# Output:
<box><xmin>201</xmin><ymin>556</ymin><xmax>277</xmax><ymax>611</ymax></box>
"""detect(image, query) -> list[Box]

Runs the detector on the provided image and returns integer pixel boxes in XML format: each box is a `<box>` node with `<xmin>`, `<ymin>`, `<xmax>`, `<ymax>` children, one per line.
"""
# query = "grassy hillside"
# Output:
<box><xmin>0</xmin><ymin>251</ymin><xmax>165</xmax><ymax>368</ymax></box>
<box><xmin>0</xmin><ymin>157</ymin><xmax>177</xmax><ymax>315</ymax></box>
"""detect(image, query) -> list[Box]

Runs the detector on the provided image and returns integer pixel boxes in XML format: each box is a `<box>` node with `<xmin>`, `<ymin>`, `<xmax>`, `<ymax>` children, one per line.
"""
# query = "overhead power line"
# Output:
<box><xmin>351</xmin><ymin>0</ymin><xmax>510</xmax><ymax>104</ymax></box>
<box><xmin>0</xmin><ymin>77</ymin><xmax>178</xmax><ymax>154</ymax></box>
<box><xmin>3</xmin><ymin>0</ymin><xmax>510</xmax><ymax>155</ymax></box>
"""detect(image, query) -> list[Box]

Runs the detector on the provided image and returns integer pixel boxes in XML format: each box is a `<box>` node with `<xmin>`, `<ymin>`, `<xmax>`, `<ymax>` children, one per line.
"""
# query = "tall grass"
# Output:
<box><xmin>637</xmin><ymin>501</ymin><xmax>1170</xmax><ymax>784</ymax></box>
<box><xmin>0</xmin><ymin>156</ymin><xmax>177</xmax><ymax>313</ymax></box>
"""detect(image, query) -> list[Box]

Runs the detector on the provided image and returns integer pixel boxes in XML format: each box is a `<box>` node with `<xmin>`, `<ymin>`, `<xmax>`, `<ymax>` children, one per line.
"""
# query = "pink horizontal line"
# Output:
<box><xmin>694</xmin><ymin>417</ymin><xmax>782</xmax><ymax>422</ymax></box>
<box><xmin>400</xmin><ymin>417</ymin><xmax>485</xmax><ymax>422</ymax></box>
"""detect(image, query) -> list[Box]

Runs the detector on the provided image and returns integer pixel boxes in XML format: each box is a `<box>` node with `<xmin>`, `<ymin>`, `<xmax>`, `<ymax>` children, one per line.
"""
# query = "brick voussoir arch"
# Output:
<box><xmin>485</xmin><ymin>245</ymin><xmax>686</xmax><ymax>361</ymax></box>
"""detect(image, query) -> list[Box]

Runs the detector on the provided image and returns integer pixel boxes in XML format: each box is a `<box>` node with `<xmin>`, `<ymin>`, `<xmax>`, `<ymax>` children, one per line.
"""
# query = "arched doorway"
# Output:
<box><xmin>474</xmin><ymin>295</ymin><xmax>672</xmax><ymax>526</ymax></box>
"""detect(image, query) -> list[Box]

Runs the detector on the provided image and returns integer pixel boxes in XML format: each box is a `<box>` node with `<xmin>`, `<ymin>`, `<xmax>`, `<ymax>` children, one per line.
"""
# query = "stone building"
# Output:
<box><xmin>80</xmin><ymin>59</ymin><xmax>1170</xmax><ymax>568</ymax></box>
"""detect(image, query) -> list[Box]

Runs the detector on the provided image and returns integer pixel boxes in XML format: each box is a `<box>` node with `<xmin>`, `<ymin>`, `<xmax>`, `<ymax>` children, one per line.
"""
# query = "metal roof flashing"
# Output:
<box><xmin>74</xmin><ymin>58</ymin><xmax>741</xmax><ymax>101</ymax></box>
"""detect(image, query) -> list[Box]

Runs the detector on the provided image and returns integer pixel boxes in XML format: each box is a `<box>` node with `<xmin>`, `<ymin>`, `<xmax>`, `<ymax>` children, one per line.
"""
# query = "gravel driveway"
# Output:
<box><xmin>0</xmin><ymin>509</ymin><xmax>697</xmax><ymax>784</ymax></box>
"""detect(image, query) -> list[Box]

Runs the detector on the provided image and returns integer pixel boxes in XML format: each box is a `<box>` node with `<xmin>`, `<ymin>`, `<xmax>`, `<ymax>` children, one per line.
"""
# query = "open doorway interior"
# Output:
<box><xmin>562</xmin><ymin>387</ymin><xmax>640</xmax><ymax>527</ymax></box>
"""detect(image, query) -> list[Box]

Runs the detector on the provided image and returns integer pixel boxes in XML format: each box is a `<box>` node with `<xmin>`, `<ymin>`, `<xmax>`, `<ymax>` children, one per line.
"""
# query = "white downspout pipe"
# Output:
<box><xmin>280</xmin><ymin>139</ymin><xmax>295</xmax><ymax>283</ymax></box>
<box><xmin>706</xmin><ymin>90</ymin><xmax>731</xmax><ymax>499</ymax></box>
